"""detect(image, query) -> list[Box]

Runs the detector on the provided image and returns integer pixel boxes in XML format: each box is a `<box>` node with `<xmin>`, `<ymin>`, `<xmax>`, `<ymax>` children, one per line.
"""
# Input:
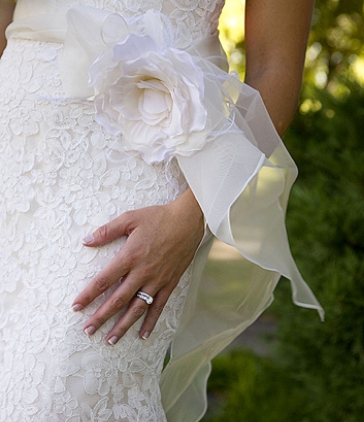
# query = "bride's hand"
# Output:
<box><xmin>71</xmin><ymin>188</ymin><xmax>204</xmax><ymax>345</ymax></box>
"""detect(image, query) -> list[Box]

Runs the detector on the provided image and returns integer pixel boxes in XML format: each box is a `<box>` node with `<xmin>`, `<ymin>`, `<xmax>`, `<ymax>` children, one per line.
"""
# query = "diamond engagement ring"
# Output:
<box><xmin>136</xmin><ymin>291</ymin><xmax>154</xmax><ymax>305</ymax></box>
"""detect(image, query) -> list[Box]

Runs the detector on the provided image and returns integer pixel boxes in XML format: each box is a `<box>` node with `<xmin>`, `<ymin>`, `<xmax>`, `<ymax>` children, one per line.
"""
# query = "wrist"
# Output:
<box><xmin>169</xmin><ymin>188</ymin><xmax>204</xmax><ymax>234</ymax></box>
<box><xmin>245</xmin><ymin>66</ymin><xmax>302</xmax><ymax>137</ymax></box>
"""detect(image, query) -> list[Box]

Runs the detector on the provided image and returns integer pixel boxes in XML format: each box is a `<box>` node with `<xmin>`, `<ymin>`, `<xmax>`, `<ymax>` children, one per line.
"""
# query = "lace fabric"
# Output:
<box><xmin>0</xmin><ymin>35</ymin><xmax>193</xmax><ymax>421</ymax></box>
<box><xmin>12</xmin><ymin>0</ymin><xmax>225</xmax><ymax>49</ymax></box>
<box><xmin>0</xmin><ymin>1</ymin><xmax>323</xmax><ymax>421</ymax></box>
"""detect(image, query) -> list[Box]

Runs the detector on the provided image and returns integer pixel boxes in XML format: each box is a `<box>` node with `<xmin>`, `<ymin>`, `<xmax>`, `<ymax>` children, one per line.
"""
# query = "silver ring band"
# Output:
<box><xmin>136</xmin><ymin>291</ymin><xmax>154</xmax><ymax>305</ymax></box>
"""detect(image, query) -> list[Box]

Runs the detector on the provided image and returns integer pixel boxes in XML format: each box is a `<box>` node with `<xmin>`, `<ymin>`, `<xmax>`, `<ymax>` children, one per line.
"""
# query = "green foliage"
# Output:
<box><xmin>205</xmin><ymin>81</ymin><xmax>364</xmax><ymax>422</ymax></box>
<box><xmin>203</xmin><ymin>350</ymin><xmax>310</xmax><ymax>422</ymax></box>
<box><xmin>207</xmin><ymin>3</ymin><xmax>364</xmax><ymax>421</ymax></box>
<box><xmin>220</xmin><ymin>0</ymin><xmax>364</xmax><ymax>88</ymax></box>
<box><xmin>306</xmin><ymin>0</ymin><xmax>364</xmax><ymax>87</ymax></box>
<box><xmin>276</xmin><ymin>79</ymin><xmax>364</xmax><ymax>421</ymax></box>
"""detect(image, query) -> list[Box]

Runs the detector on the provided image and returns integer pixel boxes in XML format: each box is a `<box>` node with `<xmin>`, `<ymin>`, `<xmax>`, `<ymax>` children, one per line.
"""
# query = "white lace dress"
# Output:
<box><xmin>0</xmin><ymin>1</ymin><xmax>323</xmax><ymax>421</ymax></box>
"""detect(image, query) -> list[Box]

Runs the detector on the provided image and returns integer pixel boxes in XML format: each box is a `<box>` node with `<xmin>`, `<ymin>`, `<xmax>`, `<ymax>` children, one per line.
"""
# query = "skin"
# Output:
<box><xmin>245</xmin><ymin>0</ymin><xmax>316</xmax><ymax>136</ymax></box>
<box><xmin>0</xmin><ymin>0</ymin><xmax>15</xmax><ymax>56</ymax></box>
<box><xmin>77</xmin><ymin>188</ymin><xmax>204</xmax><ymax>344</ymax></box>
<box><xmin>0</xmin><ymin>0</ymin><xmax>315</xmax><ymax>345</ymax></box>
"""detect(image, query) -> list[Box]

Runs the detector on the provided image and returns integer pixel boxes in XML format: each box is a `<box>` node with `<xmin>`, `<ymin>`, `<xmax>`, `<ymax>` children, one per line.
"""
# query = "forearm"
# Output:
<box><xmin>0</xmin><ymin>0</ymin><xmax>15</xmax><ymax>56</ymax></box>
<box><xmin>244</xmin><ymin>0</ymin><xmax>315</xmax><ymax>137</ymax></box>
<box><xmin>244</xmin><ymin>65</ymin><xmax>303</xmax><ymax>137</ymax></box>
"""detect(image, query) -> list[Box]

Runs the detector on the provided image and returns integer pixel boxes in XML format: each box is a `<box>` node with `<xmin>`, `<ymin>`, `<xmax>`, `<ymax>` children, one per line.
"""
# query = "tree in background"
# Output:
<box><xmin>219</xmin><ymin>0</ymin><xmax>364</xmax><ymax>87</ymax></box>
<box><xmin>305</xmin><ymin>0</ymin><xmax>364</xmax><ymax>89</ymax></box>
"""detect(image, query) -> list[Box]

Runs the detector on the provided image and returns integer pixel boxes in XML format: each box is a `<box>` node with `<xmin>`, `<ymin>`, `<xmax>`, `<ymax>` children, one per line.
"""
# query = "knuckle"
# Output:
<box><xmin>122</xmin><ymin>211</ymin><xmax>133</xmax><ymax>231</ymax></box>
<box><xmin>131</xmin><ymin>305</ymin><xmax>146</xmax><ymax>319</ymax></box>
<box><xmin>123</xmin><ymin>210</ymin><xmax>133</xmax><ymax>220</ymax></box>
<box><xmin>111</xmin><ymin>297</ymin><xmax>127</xmax><ymax>311</ymax></box>
<box><xmin>151</xmin><ymin>304</ymin><xmax>164</xmax><ymax>318</ymax></box>
<box><xmin>122</xmin><ymin>250</ymin><xmax>136</xmax><ymax>267</ymax></box>
<box><xmin>96</xmin><ymin>224</ymin><xmax>109</xmax><ymax>242</ymax></box>
<box><xmin>95</xmin><ymin>276</ymin><xmax>109</xmax><ymax>292</ymax></box>
<box><xmin>139</xmin><ymin>264</ymin><xmax>154</xmax><ymax>280</ymax></box>
<box><xmin>95</xmin><ymin>316</ymin><xmax>106</xmax><ymax>327</ymax></box>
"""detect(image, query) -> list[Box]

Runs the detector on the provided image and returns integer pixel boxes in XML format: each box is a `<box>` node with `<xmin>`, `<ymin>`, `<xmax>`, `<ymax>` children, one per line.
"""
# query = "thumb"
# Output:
<box><xmin>82</xmin><ymin>211</ymin><xmax>133</xmax><ymax>247</ymax></box>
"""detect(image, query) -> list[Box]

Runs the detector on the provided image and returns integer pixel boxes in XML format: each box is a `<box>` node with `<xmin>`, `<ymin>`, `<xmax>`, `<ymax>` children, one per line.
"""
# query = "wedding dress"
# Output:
<box><xmin>0</xmin><ymin>1</ymin><xmax>323</xmax><ymax>421</ymax></box>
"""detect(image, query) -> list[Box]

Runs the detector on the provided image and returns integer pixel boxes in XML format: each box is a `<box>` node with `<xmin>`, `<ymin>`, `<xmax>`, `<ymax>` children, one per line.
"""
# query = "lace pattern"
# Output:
<box><xmin>1</xmin><ymin>0</ymin><xmax>228</xmax><ymax>418</ymax></box>
<box><xmin>13</xmin><ymin>0</ymin><xmax>225</xmax><ymax>49</ymax></box>
<box><xmin>0</xmin><ymin>38</ymin><xmax>191</xmax><ymax>421</ymax></box>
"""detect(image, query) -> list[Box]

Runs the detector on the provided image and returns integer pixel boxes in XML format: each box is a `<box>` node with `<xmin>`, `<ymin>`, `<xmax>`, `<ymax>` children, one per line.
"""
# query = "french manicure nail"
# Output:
<box><xmin>84</xmin><ymin>326</ymin><xmax>96</xmax><ymax>336</ymax></box>
<box><xmin>82</xmin><ymin>234</ymin><xmax>94</xmax><ymax>245</ymax></box>
<box><xmin>108</xmin><ymin>336</ymin><xmax>119</xmax><ymax>346</ymax></box>
<box><xmin>141</xmin><ymin>331</ymin><xmax>150</xmax><ymax>340</ymax></box>
<box><xmin>72</xmin><ymin>304</ymin><xmax>84</xmax><ymax>312</ymax></box>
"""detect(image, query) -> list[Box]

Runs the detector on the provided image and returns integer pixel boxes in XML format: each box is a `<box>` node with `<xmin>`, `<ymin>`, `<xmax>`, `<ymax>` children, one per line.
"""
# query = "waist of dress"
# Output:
<box><xmin>6</xmin><ymin>13</ymin><xmax>229</xmax><ymax>72</ymax></box>
<box><xmin>6</xmin><ymin>14</ymin><xmax>67</xmax><ymax>45</ymax></box>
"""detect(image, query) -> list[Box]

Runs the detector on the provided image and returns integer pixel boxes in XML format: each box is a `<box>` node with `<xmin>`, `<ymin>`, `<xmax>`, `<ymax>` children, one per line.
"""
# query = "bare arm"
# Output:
<box><xmin>245</xmin><ymin>0</ymin><xmax>315</xmax><ymax>136</ymax></box>
<box><xmin>0</xmin><ymin>0</ymin><xmax>15</xmax><ymax>56</ymax></box>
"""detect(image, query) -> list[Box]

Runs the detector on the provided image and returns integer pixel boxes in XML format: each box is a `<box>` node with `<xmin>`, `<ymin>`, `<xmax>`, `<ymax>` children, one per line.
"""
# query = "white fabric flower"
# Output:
<box><xmin>89</xmin><ymin>34</ymin><xmax>210</xmax><ymax>163</ymax></box>
<box><xmin>61</xmin><ymin>8</ymin><xmax>231</xmax><ymax>164</ymax></box>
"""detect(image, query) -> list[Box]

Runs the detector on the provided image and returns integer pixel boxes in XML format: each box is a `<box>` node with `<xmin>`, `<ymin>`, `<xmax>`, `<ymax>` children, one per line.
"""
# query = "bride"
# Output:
<box><xmin>0</xmin><ymin>0</ymin><xmax>322</xmax><ymax>421</ymax></box>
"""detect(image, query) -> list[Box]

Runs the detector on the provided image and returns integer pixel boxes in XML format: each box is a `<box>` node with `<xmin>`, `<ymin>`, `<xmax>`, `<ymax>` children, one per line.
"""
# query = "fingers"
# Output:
<box><xmin>139</xmin><ymin>287</ymin><xmax>173</xmax><ymax>340</ymax></box>
<box><xmin>72</xmin><ymin>249</ymin><xmax>132</xmax><ymax>310</ymax></box>
<box><xmin>80</xmin><ymin>277</ymin><xmax>175</xmax><ymax>345</ymax></box>
<box><xmin>83</xmin><ymin>211</ymin><xmax>134</xmax><ymax>247</ymax></box>
<box><xmin>84</xmin><ymin>285</ymin><xmax>152</xmax><ymax>344</ymax></box>
<box><xmin>73</xmin><ymin>198</ymin><xmax>203</xmax><ymax>345</ymax></box>
<box><xmin>104</xmin><ymin>293</ymin><xmax>153</xmax><ymax>345</ymax></box>
<box><xmin>104</xmin><ymin>285</ymin><xmax>174</xmax><ymax>345</ymax></box>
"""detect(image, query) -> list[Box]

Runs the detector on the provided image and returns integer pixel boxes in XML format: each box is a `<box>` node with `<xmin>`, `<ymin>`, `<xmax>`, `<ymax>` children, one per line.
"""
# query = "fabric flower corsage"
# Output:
<box><xmin>60</xmin><ymin>7</ymin><xmax>234</xmax><ymax>164</ymax></box>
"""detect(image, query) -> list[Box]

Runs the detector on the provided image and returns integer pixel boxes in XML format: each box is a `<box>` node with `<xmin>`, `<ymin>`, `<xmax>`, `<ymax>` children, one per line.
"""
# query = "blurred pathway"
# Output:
<box><xmin>207</xmin><ymin>240</ymin><xmax>278</xmax><ymax>357</ymax></box>
<box><xmin>224</xmin><ymin>315</ymin><xmax>278</xmax><ymax>356</ymax></box>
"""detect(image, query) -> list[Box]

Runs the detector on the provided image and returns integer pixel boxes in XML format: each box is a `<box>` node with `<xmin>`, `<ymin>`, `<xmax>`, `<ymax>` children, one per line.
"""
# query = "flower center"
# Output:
<box><xmin>137</xmin><ymin>79</ymin><xmax>171</xmax><ymax>118</ymax></box>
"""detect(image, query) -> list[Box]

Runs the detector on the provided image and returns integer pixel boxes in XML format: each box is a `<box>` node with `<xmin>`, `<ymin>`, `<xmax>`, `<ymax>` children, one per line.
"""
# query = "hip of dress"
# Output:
<box><xmin>0</xmin><ymin>37</ymin><xmax>187</xmax><ymax>286</ymax></box>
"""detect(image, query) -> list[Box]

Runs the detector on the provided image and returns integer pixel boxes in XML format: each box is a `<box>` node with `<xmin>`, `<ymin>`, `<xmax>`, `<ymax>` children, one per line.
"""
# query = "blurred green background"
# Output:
<box><xmin>202</xmin><ymin>0</ymin><xmax>364</xmax><ymax>420</ymax></box>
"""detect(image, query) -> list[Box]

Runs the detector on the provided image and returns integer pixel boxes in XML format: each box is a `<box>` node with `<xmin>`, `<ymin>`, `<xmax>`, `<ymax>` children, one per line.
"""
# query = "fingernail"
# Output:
<box><xmin>141</xmin><ymin>331</ymin><xmax>150</xmax><ymax>340</ymax></box>
<box><xmin>82</xmin><ymin>234</ymin><xmax>94</xmax><ymax>245</ymax></box>
<box><xmin>108</xmin><ymin>336</ymin><xmax>119</xmax><ymax>346</ymax></box>
<box><xmin>72</xmin><ymin>304</ymin><xmax>84</xmax><ymax>312</ymax></box>
<box><xmin>84</xmin><ymin>326</ymin><xmax>96</xmax><ymax>336</ymax></box>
